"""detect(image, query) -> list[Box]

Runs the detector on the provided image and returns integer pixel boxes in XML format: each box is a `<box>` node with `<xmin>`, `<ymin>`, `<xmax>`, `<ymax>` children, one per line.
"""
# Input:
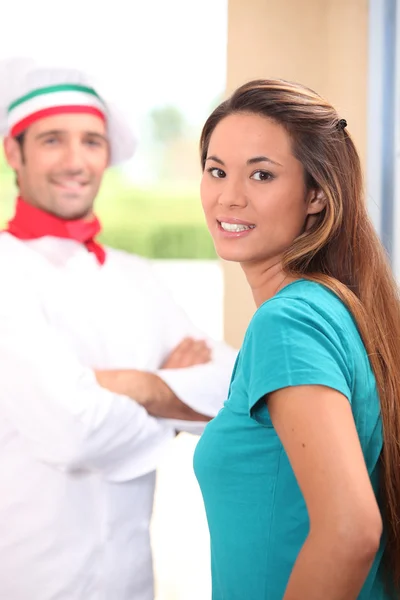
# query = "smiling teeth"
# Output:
<box><xmin>220</xmin><ymin>222</ymin><xmax>255</xmax><ymax>232</ymax></box>
<box><xmin>57</xmin><ymin>181</ymin><xmax>82</xmax><ymax>188</ymax></box>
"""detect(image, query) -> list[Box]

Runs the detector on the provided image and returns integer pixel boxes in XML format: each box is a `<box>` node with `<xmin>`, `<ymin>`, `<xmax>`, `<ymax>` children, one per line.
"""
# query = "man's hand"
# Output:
<box><xmin>94</xmin><ymin>337</ymin><xmax>213</xmax><ymax>421</ymax></box>
<box><xmin>94</xmin><ymin>369</ymin><xmax>210</xmax><ymax>422</ymax></box>
<box><xmin>160</xmin><ymin>337</ymin><xmax>211</xmax><ymax>369</ymax></box>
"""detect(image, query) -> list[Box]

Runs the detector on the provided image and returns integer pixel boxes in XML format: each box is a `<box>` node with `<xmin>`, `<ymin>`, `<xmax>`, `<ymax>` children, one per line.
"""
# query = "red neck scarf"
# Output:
<box><xmin>5</xmin><ymin>197</ymin><xmax>106</xmax><ymax>265</ymax></box>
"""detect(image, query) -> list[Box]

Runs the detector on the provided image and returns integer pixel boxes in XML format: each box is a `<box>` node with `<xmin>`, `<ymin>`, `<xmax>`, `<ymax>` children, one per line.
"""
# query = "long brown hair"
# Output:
<box><xmin>200</xmin><ymin>79</ymin><xmax>400</xmax><ymax>592</ymax></box>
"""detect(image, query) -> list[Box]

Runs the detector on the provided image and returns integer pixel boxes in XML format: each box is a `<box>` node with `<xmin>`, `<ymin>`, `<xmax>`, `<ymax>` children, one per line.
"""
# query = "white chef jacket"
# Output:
<box><xmin>0</xmin><ymin>232</ymin><xmax>236</xmax><ymax>600</ymax></box>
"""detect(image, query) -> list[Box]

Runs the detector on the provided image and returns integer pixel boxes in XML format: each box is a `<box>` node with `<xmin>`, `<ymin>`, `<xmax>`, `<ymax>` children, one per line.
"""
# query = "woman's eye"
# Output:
<box><xmin>251</xmin><ymin>170</ymin><xmax>274</xmax><ymax>181</ymax></box>
<box><xmin>207</xmin><ymin>167</ymin><xmax>226</xmax><ymax>179</ymax></box>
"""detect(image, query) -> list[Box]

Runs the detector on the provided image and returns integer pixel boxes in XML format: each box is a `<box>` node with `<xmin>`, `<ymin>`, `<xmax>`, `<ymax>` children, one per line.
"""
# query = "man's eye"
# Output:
<box><xmin>251</xmin><ymin>170</ymin><xmax>274</xmax><ymax>181</ymax></box>
<box><xmin>43</xmin><ymin>137</ymin><xmax>58</xmax><ymax>145</ymax></box>
<box><xmin>207</xmin><ymin>167</ymin><xmax>226</xmax><ymax>178</ymax></box>
<box><xmin>85</xmin><ymin>139</ymin><xmax>102</xmax><ymax>147</ymax></box>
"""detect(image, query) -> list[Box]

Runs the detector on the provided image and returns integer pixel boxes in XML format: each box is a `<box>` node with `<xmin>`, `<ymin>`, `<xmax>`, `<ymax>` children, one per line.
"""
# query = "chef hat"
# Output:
<box><xmin>0</xmin><ymin>57</ymin><xmax>136</xmax><ymax>165</ymax></box>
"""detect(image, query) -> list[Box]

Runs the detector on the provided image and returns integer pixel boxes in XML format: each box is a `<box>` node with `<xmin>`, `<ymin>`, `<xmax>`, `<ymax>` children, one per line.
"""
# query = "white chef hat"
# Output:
<box><xmin>0</xmin><ymin>57</ymin><xmax>136</xmax><ymax>165</ymax></box>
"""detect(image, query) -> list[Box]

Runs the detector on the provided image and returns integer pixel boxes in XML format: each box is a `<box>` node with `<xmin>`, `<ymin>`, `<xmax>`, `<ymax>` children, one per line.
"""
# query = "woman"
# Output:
<box><xmin>193</xmin><ymin>79</ymin><xmax>400</xmax><ymax>600</ymax></box>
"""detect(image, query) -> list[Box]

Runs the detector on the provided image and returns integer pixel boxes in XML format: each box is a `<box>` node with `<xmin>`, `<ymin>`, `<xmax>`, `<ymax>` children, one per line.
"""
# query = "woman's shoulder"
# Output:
<box><xmin>257</xmin><ymin>279</ymin><xmax>352</xmax><ymax>320</ymax></box>
<box><xmin>248</xmin><ymin>279</ymin><xmax>357</xmax><ymax>343</ymax></box>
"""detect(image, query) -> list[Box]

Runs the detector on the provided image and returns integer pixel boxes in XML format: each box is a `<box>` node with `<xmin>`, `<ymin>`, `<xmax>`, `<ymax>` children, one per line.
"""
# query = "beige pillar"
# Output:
<box><xmin>223</xmin><ymin>0</ymin><xmax>369</xmax><ymax>348</ymax></box>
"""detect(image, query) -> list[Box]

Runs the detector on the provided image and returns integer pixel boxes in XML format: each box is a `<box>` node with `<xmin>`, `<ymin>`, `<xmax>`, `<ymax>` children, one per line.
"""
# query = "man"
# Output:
<box><xmin>0</xmin><ymin>58</ymin><xmax>236</xmax><ymax>600</ymax></box>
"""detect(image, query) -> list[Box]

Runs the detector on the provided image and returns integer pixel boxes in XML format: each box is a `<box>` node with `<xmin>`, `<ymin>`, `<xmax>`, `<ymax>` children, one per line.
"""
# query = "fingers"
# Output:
<box><xmin>160</xmin><ymin>337</ymin><xmax>194</xmax><ymax>369</ymax></box>
<box><xmin>169</xmin><ymin>338</ymin><xmax>196</xmax><ymax>367</ymax></box>
<box><xmin>191</xmin><ymin>340</ymin><xmax>212</xmax><ymax>364</ymax></box>
<box><xmin>173</xmin><ymin>338</ymin><xmax>211</xmax><ymax>368</ymax></box>
<box><xmin>161</xmin><ymin>337</ymin><xmax>212</xmax><ymax>369</ymax></box>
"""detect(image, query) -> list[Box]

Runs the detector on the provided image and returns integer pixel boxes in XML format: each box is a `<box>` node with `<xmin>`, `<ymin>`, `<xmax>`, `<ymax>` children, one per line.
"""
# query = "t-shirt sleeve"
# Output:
<box><xmin>244</xmin><ymin>297</ymin><xmax>352</xmax><ymax>426</ymax></box>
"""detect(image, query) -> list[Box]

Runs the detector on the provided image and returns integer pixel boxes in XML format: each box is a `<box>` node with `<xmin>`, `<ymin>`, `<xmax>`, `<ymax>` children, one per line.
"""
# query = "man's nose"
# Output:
<box><xmin>62</xmin><ymin>142</ymin><xmax>86</xmax><ymax>172</ymax></box>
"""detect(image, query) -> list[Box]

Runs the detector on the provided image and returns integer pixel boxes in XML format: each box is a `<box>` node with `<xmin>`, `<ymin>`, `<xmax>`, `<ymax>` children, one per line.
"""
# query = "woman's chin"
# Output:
<box><xmin>214</xmin><ymin>245</ymin><xmax>251</xmax><ymax>263</ymax></box>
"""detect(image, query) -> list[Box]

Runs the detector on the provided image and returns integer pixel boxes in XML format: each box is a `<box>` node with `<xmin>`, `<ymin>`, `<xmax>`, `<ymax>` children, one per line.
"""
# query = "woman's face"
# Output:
<box><xmin>200</xmin><ymin>112</ymin><xmax>324</xmax><ymax>266</ymax></box>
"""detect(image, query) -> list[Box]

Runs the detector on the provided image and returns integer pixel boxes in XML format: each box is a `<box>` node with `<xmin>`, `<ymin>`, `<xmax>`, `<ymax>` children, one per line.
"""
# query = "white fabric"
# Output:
<box><xmin>0</xmin><ymin>57</ymin><xmax>136</xmax><ymax>165</ymax></box>
<box><xmin>0</xmin><ymin>232</ymin><xmax>237</xmax><ymax>600</ymax></box>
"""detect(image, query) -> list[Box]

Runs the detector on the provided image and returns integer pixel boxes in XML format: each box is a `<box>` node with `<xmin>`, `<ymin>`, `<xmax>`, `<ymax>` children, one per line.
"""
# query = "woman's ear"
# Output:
<box><xmin>307</xmin><ymin>188</ymin><xmax>326</xmax><ymax>215</ymax></box>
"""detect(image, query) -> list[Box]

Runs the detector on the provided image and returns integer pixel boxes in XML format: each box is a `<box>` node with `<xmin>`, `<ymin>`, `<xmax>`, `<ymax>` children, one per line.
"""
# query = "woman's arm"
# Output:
<box><xmin>268</xmin><ymin>384</ymin><xmax>383</xmax><ymax>600</ymax></box>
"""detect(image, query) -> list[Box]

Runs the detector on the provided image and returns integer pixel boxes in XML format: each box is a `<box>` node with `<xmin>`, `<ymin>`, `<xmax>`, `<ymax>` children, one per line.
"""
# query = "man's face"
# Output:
<box><xmin>4</xmin><ymin>113</ymin><xmax>110</xmax><ymax>220</ymax></box>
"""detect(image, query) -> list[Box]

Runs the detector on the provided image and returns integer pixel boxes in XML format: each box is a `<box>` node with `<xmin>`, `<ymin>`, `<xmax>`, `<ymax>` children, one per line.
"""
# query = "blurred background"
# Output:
<box><xmin>0</xmin><ymin>0</ymin><xmax>398</xmax><ymax>598</ymax></box>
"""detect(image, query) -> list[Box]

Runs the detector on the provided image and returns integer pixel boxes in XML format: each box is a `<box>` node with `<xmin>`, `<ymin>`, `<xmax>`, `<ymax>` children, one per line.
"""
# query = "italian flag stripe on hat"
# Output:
<box><xmin>0</xmin><ymin>58</ymin><xmax>136</xmax><ymax>164</ymax></box>
<box><xmin>7</xmin><ymin>83</ymin><xmax>107</xmax><ymax>137</ymax></box>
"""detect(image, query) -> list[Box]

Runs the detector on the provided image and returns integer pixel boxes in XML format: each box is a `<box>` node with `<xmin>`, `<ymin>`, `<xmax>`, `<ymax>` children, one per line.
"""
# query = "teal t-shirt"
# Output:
<box><xmin>194</xmin><ymin>280</ymin><xmax>387</xmax><ymax>600</ymax></box>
